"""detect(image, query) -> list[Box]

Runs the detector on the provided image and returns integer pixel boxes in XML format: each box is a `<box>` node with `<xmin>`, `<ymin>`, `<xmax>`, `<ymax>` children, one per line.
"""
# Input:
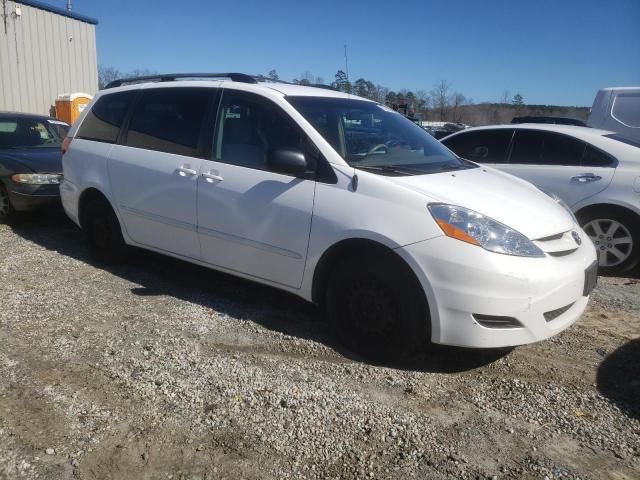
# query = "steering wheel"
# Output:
<box><xmin>366</xmin><ymin>144</ymin><xmax>388</xmax><ymax>156</ymax></box>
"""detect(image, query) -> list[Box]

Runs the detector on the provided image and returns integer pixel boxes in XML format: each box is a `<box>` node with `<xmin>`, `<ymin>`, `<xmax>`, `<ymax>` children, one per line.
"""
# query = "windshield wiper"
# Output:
<box><xmin>433</xmin><ymin>164</ymin><xmax>466</xmax><ymax>172</ymax></box>
<box><xmin>355</xmin><ymin>165</ymin><xmax>417</xmax><ymax>176</ymax></box>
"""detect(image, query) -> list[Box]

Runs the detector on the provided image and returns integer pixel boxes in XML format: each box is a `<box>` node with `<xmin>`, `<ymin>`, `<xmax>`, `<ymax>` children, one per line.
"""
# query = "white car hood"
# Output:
<box><xmin>389</xmin><ymin>166</ymin><xmax>574</xmax><ymax>239</ymax></box>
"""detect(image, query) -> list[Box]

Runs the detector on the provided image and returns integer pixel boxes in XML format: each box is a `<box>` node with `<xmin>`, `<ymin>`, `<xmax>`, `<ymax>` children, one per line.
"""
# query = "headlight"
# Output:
<box><xmin>11</xmin><ymin>174</ymin><xmax>62</xmax><ymax>185</ymax></box>
<box><xmin>428</xmin><ymin>203</ymin><xmax>544</xmax><ymax>257</ymax></box>
<box><xmin>538</xmin><ymin>188</ymin><xmax>577</xmax><ymax>222</ymax></box>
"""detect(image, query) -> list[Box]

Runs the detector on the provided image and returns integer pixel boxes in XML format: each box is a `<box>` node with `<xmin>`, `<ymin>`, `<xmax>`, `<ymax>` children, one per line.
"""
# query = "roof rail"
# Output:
<box><xmin>104</xmin><ymin>72</ymin><xmax>258</xmax><ymax>89</ymax></box>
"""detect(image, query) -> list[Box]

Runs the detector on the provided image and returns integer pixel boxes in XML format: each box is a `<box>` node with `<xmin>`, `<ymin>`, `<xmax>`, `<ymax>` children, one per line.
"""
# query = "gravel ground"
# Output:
<box><xmin>0</xmin><ymin>212</ymin><xmax>638</xmax><ymax>480</ymax></box>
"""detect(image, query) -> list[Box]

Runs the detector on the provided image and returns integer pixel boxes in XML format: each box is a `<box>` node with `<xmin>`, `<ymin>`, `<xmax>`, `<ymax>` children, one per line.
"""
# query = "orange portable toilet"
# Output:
<box><xmin>55</xmin><ymin>93</ymin><xmax>93</xmax><ymax>124</ymax></box>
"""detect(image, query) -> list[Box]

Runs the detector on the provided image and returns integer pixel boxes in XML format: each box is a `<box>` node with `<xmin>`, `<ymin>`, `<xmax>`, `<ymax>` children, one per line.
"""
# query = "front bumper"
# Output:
<box><xmin>398</xmin><ymin>229</ymin><xmax>597</xmax><ymax>348</ymax></box>
<box><xmin>7</xmin><ymin>182</ymin><xmax>61</xmax><ymax>211</ymax></box>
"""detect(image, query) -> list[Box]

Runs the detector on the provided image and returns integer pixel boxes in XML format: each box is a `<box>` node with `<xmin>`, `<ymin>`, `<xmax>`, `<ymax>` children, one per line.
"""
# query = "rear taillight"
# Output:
<box><xmin>61</xmin><ymin>136</ymin><xmax>72</xmax><ymax>156</ymax></box>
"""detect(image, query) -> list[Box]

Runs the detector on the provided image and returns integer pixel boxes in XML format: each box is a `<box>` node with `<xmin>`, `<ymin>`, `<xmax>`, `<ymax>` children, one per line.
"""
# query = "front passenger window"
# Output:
<box><xmin>215</xmin><ymin>91</ymin><xmax>311</xmax><ymax>172</ymax></box>
<box><xmin>442</xmin><ymin>129</ymin><xmax>513</xmax><ymax>163</ymax></box>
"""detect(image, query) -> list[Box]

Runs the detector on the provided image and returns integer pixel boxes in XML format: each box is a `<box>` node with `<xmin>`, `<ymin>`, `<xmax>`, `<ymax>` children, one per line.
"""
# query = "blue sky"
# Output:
<box><xmin>57</xmin><ymin>0</ymin><xmax>638</xmax><ymax>106</ymax></box>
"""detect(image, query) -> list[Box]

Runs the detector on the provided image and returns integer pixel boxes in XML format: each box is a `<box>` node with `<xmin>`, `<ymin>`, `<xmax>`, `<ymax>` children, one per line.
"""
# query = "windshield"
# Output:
<box><xmin>286</xmin><ymin>96</ymin><xmax>473</xmax><ymax>175</ymax></box>
<box><xmin>0</xmin><ymin>118</ymin><xmax>66</xmax><ymax>149</ymax></box>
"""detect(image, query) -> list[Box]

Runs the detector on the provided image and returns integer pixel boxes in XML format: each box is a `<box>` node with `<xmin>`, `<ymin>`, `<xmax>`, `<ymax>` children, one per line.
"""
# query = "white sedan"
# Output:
<box><xmin>442</xmin><ymin>124</ymin><xmax>640</xmax><ymax>274</ymax></box>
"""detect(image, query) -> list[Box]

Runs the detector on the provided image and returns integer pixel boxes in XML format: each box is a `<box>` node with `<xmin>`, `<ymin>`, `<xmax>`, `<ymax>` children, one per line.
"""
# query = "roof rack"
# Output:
<box><xmin>309</xmin><ymin>84</ymin><xmax>339</xmax><ymax>91</ymax></box>
<box><xmin>253</xmin><ymin>76</ymin><xmax>339</xmax><ymax>92</ymax></box>
<box><xmin>253</xmin><ymin>75</ymin><xmax>293</xmax><ymax>85</ymax></box>
<box><xmin>104</xmin><ymin>72</ymin><xmax>258</xmax><ymax>89</ymax></box>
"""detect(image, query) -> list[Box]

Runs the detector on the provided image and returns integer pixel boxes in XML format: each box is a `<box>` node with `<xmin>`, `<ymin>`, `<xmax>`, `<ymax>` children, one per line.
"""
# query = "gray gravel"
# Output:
<box><xmin>0</xmin><ymin>213</ymin><xmax>639</xmax><ymax>480</ymax></box>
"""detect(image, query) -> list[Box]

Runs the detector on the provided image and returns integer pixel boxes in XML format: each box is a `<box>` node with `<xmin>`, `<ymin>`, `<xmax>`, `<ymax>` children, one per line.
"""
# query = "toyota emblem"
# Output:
<box><xmin>571</xmin><ymin>231</ymin><xmax>582</xmax><ymax>245</ymax></box>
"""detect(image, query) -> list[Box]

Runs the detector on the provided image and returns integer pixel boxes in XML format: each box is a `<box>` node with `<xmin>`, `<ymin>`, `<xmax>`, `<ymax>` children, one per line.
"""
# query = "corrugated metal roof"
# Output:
<box><xmin>16</xmin><ymin>0</ymin><xmax>98</xmax><ymax>25</ymax></box>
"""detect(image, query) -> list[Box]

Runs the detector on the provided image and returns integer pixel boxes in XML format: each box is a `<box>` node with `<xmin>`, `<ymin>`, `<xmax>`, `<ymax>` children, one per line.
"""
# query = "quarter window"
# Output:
<box><xmin>442</xmin><ymin>130</ymin><xmax>513</xmax><ymax>163</ymax></box>
<box><xmin>125</xmin><ymin>88</ymin><xmax>213</xmax><ymax>157</ymax></box>
<box><xmin>215</xmin><ymin>90</ymin><xmax>311</xmax><ymax>172</ymax></box>
<box><xmin>77</xmin><ymin>91</ymin><xmax>136</xmax><ymax>143</ymax></box>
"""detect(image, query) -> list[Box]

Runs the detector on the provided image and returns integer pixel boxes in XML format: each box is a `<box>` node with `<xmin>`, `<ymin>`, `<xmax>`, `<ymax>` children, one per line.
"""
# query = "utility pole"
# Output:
<box><xmin>344</xmin><ymin>44</ymin><xmax>349</xmax><ymax>81</ymax></box>
<box><xmin>67</xmin><ymin>1</ymin><xmax>72</xmax><ymax>12</ymax></box>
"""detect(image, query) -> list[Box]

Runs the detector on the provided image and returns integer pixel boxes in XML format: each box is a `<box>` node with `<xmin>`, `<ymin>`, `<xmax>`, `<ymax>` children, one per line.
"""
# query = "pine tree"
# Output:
<box><xmin>512</xmin><ymin>93</ymin><xmax>524</xmax><ymax>106</ymax></box>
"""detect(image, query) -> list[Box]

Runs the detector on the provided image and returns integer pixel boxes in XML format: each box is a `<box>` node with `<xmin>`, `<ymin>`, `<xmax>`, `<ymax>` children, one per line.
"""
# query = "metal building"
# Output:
<box><xmin>0</xmin><ymin>0</ymin><xmax>98</xmax><ymax>116</ymax></box>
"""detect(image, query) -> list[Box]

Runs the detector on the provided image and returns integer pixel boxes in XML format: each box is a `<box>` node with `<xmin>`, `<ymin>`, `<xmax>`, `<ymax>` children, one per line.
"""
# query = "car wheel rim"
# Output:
<box><xmin>583</xmin><ymin>219</ymin><xmax>633</xmax><ymax>268</ymax></box>
<box><xmin>0</xmin><ymin>188</ymin><xmax>9</xmax><ymax>218</ymax></box>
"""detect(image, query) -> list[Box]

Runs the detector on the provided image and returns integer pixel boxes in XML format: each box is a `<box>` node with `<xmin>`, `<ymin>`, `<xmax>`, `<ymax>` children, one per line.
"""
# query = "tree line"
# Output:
<box><xmin>261</xmin><ymin>70</ymin><xmax>557</xmax><ymax>125</ymax></box>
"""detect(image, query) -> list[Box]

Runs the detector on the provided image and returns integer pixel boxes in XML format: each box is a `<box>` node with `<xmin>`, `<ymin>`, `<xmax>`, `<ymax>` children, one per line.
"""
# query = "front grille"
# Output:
<box><xmin>533</xmin><ymin>230</ymin><xmax>581</xmax><ymax>256</ymax></box>
<box><xmin>547</xmin><ymin>249</ymin><xmax>578</xmax><ymax>257</ymax></box>
<box><xmin>473</xmin><ymin>314</ymin><xmax>522</xmax><ymax>329</ymax></box>
<box><xmin>543</xmin><ymin>303</ymin><xmax>575</xmax><ymax>322</ymax></box>
<box><xmin>536</xmin><ymin>232</ymin><xmax>564</xmax><ymax>241</ymax></box>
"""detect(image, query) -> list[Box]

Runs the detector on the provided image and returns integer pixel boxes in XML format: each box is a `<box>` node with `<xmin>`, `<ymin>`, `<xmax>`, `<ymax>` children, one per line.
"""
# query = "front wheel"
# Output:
<box><xmin>0</xmin><ymin>183</ymin><xmax>18</xmax><ymax>225</ymax></box>
<box><xmin>579</xmin><ymin>207</ymin><xmax>640</xmax><ymax>275</ymax></box>
<box><xmin>325</xmin><ymin>249</ymin><xmax>429</xmax><ymax>363</ymax></box>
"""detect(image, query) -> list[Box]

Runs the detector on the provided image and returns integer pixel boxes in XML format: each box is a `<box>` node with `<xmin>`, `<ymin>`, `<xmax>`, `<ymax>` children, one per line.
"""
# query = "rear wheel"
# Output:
<box><xmin>0</xmin><ymin>183</ymin><xmax>18</xmax><ymax>225</ymax></box>
<box><xmin>83</xmin><ymin>197</ymin><xmax>128</xmax><ymax>264</ymax></box>
<box><xmin>326</xmin><ymin>248</ymin><xmax>429</xmax><ymax>363</ymax></box>
<box><xmin>579</xmin><ymin>207</ymin><xmax>640</xmax><ymax>275</ymax></box>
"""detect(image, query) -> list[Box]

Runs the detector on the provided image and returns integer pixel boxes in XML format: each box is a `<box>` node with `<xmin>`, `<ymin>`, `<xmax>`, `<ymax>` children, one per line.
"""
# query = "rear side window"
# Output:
<box><xmin>442</xmin><ymin>129</ymin><xmax>513</xmax><ymax>163</ymax></box>
<box><xmin>510</xmin><ymin>130</ymin><xmax>584</xmax><ymax>166</ymax></box>
<box><xmin>509</xmin><ymin>130</ymin><xmax>544</xmax><ymax>164</ymax></box>
<box><xmin>611</xmin><ymin>93</ymin><xmax>640</xmax><ymax>128</ymax></box>
<box><xmin>77</xmin><ymin>91</ymin><xmax>136</xmax><ymax>143</ymax></box>
<box><xmin>125</xmin><ymin>88</ymin><xmax>213</xmax><ymax>157</ymax></box>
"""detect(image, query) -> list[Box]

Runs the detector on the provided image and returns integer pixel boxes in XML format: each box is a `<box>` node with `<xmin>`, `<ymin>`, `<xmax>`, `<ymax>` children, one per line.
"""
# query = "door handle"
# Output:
<box><xmin>201</xmin><ymin>171</ymin><xmax>224</xmax><ymax>183</ymax></box>
<box><xmin>176</xmin><ymin>165</ymin><xmax>198</xmax><ymax>176</ymax></box>
<box><xmin>571</xmin><ymin>173</ymin><xmax>602</xmax><ymax>183</ymax></box>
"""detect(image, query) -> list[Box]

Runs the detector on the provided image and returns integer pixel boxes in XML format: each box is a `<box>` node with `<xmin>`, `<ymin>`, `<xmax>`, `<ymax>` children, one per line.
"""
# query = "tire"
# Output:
<box><xmin>0</xmin><ymin>183</ymin><xmax>18</xmax><ymax>225</ymax></box>
<box><xmin>82</xmin><ymin>197</ymin><xmax>128</xmax><ymax>264</ymax></box>
<box><xmin>325</xmin><ymin>248</ymin><xmax>429</xmax><ymax>363</ymax></box>
<box><xmin>578</xmin><ymin>207</ymin><xmax>640</xmax><ymax>276</ymax></box>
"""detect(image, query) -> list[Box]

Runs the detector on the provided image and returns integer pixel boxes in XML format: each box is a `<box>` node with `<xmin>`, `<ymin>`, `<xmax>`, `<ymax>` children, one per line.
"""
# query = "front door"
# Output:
<box><xmin>197</xmin><ymin>89</ymin><xmax>316</xmax><ymax>288</ymax></box>
<box><xmin>108</xmin><ymin>87</ymin><xmax>215</xmax><ymax>259</ymax></box>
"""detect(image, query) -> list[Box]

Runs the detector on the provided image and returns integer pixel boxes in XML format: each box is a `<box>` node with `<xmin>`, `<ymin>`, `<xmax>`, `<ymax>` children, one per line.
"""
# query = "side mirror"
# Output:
<box><xmin>267</xmin><ymin>149</ymin><xmax>309</xmax><ymax>176</ymax></box>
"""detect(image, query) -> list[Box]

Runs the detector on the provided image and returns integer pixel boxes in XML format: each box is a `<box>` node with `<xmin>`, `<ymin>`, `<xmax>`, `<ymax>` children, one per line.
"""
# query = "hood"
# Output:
<box><xmin>389</xmin><ymin>166</ymin><xmax>574</xmax><ymax>239</ymax></box>
<box><xmin>0</xmin><ymin>148</ymin><xmax>63</xmax><ymax>173</ymax></box>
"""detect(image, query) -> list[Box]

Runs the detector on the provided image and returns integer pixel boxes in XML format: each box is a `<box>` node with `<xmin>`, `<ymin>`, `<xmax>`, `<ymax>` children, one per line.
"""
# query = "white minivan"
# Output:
<box><xmin>61</xmin><ymin>73</ymin><xmax>597</xmax><ymax>360</ymax></box>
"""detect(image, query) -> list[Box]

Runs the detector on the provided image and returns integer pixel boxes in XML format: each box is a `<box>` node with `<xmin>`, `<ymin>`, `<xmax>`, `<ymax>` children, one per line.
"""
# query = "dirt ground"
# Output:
<box><xmin>0</xmin><ymin>212</ymin><xmax>638</xmax><ymax>480</ymax></box>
